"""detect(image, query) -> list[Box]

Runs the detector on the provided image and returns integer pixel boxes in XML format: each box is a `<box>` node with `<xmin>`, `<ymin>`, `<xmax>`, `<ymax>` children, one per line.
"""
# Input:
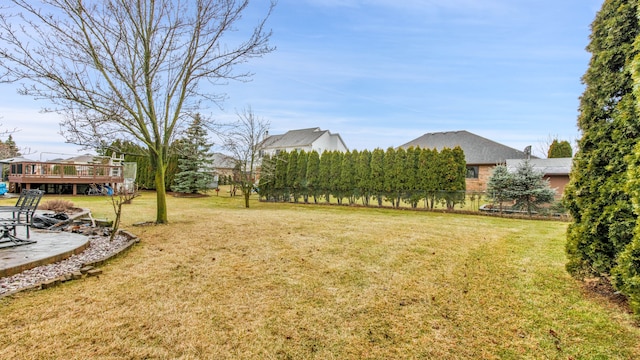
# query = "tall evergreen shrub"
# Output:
<box><xmin>564</xmin><ymin>0</ymin><xmax>640</xmax><ymax>278</ymax></box>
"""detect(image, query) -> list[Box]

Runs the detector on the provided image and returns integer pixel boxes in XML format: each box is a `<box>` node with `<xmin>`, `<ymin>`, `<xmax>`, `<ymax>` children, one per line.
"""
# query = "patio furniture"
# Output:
<box><xmin>0</xmin><ymin>189</ymin><xmax>44</xmax><ymax>248</ymax></box>
<box><xmin>0</xmin><ymin>189</ymin><xmax>28</xmax><ymax>223</ymax></box>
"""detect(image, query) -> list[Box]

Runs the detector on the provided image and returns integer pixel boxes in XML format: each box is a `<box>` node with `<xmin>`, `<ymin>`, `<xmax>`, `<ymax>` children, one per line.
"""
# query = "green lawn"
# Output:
<box><xmin>0</xmin><ymin>191</ymin><xmax>638</xmax><ymax>359</ymax></box>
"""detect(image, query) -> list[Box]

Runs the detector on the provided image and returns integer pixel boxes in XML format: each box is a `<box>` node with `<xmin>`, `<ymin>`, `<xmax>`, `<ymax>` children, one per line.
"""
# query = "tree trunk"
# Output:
<box><xmin>243</xmin><ymin>183</ymin><xmax>251</xmax><ymax>208</ymax></box>
<box><xmin>153</xmin><ymin>153</ymin><xmax>169</xmax><ymax>224</ymax></box>
<box><xmin>244</xmin><ymin>191</ymin><xmax>250</xmax><ymax>208</ymax></box>
<box><xmin>110</xmin><ymin>202</ymin><xmax>123</xmax><ymax>242</ymax></box>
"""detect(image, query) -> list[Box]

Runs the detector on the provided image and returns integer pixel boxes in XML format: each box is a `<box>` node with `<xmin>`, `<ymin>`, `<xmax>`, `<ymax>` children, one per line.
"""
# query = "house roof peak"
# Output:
<box><xmin>399</xmin><ymin>130</ymin><xmax>531</xmax><ymax>165</ymax></box>
<box><xmin>260</xmin><ymin>127</ymin><xmax>348</xmax><ymax>152</ymax></box>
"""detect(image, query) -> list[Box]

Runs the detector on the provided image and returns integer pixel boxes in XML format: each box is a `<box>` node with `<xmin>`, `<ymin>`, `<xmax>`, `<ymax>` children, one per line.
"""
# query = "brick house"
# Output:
<box><xmin>398</xmin><ymin>130</ymin><xmax>532</xmax><ymax>192</ymax></box>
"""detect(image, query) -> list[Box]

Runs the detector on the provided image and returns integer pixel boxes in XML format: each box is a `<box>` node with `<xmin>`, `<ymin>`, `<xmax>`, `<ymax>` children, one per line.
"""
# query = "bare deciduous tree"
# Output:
<box><xmin>0</xmin><ymin>0</ymin><xmax>275</xmax><ymax>223</ymax></box>
<box><xmin>222</xmin><ymin>106</ymin><xmax>269</xmax><ymax>208</ymax></box>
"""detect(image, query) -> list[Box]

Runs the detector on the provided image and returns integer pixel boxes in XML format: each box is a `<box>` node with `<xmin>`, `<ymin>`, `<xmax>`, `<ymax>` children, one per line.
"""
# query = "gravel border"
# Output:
<box><xmin>0</xmin><ymin>230</ymin><xmax>139</xmax><ymax>297</ymax></box>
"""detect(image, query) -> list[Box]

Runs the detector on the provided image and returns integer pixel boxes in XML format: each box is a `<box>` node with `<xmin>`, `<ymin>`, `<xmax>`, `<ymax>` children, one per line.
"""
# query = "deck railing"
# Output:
<box><xmin>7</xmin><ymin>162</ymin><xmax>124</xmax><ymax>184</ymax></box>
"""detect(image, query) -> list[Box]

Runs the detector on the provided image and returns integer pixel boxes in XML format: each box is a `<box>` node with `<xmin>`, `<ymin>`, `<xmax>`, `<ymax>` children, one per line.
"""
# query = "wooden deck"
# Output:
<box><xmin>7</xmin><ymin>161</ymin><xmax>124</xmax><ymax>195</ymax></box>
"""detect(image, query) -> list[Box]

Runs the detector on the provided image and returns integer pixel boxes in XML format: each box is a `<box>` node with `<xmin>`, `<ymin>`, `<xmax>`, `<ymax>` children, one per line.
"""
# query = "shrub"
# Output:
<box><xmin>39</xmin><ymin>199</ymin><xmax>77</xmax><ymax>213</ymax></box>
<box><xmin>612</xmin><ymin>236</ymin><xmax>640</xmax><ymax>319</ymax></box>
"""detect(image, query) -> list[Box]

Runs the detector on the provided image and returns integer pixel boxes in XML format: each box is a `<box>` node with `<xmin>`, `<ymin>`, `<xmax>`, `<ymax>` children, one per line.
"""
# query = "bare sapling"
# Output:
<box><xmin>109</xmin><ymin>184</ymin><xmax>140</xmax><ymax>241</ymax></box>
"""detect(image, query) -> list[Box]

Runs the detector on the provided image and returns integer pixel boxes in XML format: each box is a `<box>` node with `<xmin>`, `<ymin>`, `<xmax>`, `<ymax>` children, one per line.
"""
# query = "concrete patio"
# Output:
<box><xmin>0</xmin><ymin>227</ymin><xmax>89</xmax><ymax>278</ymax></box>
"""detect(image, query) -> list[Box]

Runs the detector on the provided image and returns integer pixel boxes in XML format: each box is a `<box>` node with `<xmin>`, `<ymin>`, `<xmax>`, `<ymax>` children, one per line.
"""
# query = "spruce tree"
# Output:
<box><xmin>565</xmin><ymin>0</ymin><xmax>640</xmax><ymax>277</ymax></box>
<box><xmin>486</xmin><ymin>164</ymin><xmax>512</xmax><ymax>214</ymax></box>
<box><xmin>172</xmin><ymin>114</ymin><xmax>215</xmax><ymax>194</ymax></box>
<box><xmin>508</xmin><ymin>160</ymin><xmax>556</xmax><ymax>216</ymax></box>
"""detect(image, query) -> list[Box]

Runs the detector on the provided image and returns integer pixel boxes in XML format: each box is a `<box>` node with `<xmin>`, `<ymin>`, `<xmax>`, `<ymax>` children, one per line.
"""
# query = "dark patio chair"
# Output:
<box><xmin>0</xmin><ymin>189</ymin><xmax>44</xmax><ymax>247</ymax></box>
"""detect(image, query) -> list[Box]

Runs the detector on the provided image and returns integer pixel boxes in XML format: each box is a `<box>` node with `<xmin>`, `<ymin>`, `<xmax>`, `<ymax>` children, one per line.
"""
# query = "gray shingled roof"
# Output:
<box><xmin>63</xmin><ymin>154</ymin><xmax>101</xmax><ymax>164</ymax></box>
<box><xmin>506</xmin><ymin>158</ymin><xmax>572</xmax><ymax>175</ymax></box>
<box><xmin>0</xmin><ymin>156</ymin><xmax>36</xmax><ymax>163</ymax></box>
<box><xmin>261</xmin><ymin>127</ymin><xmax>327</xmax><ymax>149</ymax></box>
<box><xmin>399</xmin><ymin>130</ymin><xmax>531</xmax><ymax>165</ymax></box>
<box><xmin>211</xmin><ymin>153</ymin><xmax>237</xmax><ymax>169</ymax></box>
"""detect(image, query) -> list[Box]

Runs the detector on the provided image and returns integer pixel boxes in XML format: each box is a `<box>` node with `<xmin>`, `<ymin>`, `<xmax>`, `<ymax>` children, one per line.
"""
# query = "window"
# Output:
<box><xmin>466</xmin><ymin>166</ymin><xmax>479</xmax><ymax>179</ymax></box>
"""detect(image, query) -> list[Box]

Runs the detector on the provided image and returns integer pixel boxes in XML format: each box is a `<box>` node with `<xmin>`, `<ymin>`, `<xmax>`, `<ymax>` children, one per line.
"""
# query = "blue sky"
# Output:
<box><xmin>0</xmin><ymin>0</ymin><xmax>603</xmax><ymax>159</ymax></box>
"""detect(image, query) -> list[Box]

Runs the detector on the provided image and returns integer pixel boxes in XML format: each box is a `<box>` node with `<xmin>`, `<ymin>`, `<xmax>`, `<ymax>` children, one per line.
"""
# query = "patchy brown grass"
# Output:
<box><xmin>0</xmin><ymin>190</ymin><xmax>639</xmax><ymax>359</ymax></box>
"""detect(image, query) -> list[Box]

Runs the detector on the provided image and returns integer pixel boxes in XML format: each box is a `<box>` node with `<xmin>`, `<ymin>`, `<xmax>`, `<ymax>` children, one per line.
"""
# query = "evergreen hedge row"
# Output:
<box><xmin>257</xmin><ymin>146</ymin><xmax>467</xmax><ymax>209</ymax></box>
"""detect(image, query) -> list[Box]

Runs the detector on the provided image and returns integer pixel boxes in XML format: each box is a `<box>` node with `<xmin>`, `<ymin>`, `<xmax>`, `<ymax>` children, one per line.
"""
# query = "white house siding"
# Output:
<box><xmin>259</xmin><ymin>128</ymin><xmax>348</xmax><ymax>157</ymax></box>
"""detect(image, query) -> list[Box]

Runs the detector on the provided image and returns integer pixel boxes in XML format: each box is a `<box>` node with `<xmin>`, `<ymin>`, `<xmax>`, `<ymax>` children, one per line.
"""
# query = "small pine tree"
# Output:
<box><xmin>486</xmin><ymin>164</ymin><xmax>512</xmax><ymax>214</ymax></box>
<box><xmin>172</xmin><ymin>114</ymin><xmax>215</xmax><ymax>194</ymax></box>
<box><xmin>508</xmin><ymin>160</ymin><xmax>556</xmax><ymax>216</ymax></box>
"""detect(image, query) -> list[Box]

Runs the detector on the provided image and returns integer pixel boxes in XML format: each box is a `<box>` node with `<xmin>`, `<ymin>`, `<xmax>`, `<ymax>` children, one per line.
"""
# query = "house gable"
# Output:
<box><xmin>211</xmin><ymin>153</ymin><xmax>237</xmax><ymax>170</ymax></box>
<box><xmin>260</xmin><ymin>127</ymin><xmax>348</xmax><ymax>155</ymax></box>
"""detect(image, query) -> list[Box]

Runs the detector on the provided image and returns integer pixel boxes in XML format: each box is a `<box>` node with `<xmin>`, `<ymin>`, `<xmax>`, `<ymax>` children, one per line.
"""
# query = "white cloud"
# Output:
<box><xmin>0</xmin><ymin>103</ymin><xmax>89</xmax><ymax>159</ymax></box>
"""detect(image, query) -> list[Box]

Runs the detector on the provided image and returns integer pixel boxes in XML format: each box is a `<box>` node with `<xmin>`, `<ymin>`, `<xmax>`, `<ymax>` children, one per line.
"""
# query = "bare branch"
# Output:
<box><xmin>0</xmin><ymin>0</ymin><xmax>276</xmax><ymax>222</ymax></box>
<box><xmin>221</xmin><ymin>105</ymin><xmax>269</xmax><ymax>207</ymax></box>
